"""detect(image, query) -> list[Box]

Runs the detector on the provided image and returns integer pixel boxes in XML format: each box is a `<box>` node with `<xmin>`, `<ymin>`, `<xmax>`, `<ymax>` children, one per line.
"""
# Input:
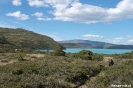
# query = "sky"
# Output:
<box><xmin>0</xmin><ymin>0</ymin><xmax>133</xmax><ymax>45</ymax></box>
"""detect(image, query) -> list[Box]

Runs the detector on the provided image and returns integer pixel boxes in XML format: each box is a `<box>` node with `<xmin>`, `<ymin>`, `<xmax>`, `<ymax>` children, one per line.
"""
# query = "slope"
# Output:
<box><xmin>0</xmin><ymin>27</ymin><xmax>63</xmax><ymax>50</ymax></box>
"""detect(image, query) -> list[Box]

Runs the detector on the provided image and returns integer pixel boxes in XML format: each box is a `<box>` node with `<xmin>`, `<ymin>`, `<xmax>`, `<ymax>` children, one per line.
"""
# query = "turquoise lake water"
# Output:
<box><xmin>64</xmin><ymin>48</ymin><xmax>133</xmax><ymax>54</ymax></box>
<box><xmin>39</xmin><ymin>48</ymin><xmax>133</xmax><ymax>54</ymax></box>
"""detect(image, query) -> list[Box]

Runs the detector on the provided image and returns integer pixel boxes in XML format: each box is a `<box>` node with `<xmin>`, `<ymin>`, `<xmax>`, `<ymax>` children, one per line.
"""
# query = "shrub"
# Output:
<box><xmin>113</xmin><ymin>52</ymin><xmax>133</xmax><ymax>59</ymax></box>
<box><xmin>78</xmin><ymin>50</ymin><xmax>93</xmax><ymax>60</ymax></box>
<box><xmin>17</xmin><ymin>53</ymin><xmax>26</xmax><ymax>61</ymax></box>
<box><xmin>86</xmin><ymin>62</ymin><xmax>133</xmax><ymax>88</ymax></box>
<box><xmin>1</xmin><ymin>59</ymin><xmax>9</xmax><ymax>63</ymax></box>
<box><xmin>0</xmin><ymin>55</ymin><xmax>102</xmax><ymax>88</ymax></box>
<box><xmin>12</xmin><ymin>69</ymin><xmax>24</xmax><ymax>75</ymax></box>
<box><xmin>53</xmin><ymin>45</ymin><xmax>65</xmax><ymax>56</ymax></box>
<box><xmin>92</xmin><ymin>54</ymin><xmax>103</xmax><ymax>61</ymax></box>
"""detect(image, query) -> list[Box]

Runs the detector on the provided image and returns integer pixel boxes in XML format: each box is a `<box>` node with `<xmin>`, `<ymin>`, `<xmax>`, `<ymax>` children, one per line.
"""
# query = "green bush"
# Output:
<box><xmin>78</xmin><ymin>50</ymin><xmax>93</xmax><ymax>60</ymax></box>
<box><xmin>12</xmin><ymin>69</ymin><xmax>24</xmax><ymax>75</ymax></box>
<box><xmin>87</xmin><ymin>62</ymin><xmax>133</xmax><ymax>88</ymax></box>
<box><xmin>66</xmin><ymin>50</ymin><xmax>102</xmax><ymax>61</ymax></box>
<box><xmin>53</xmin><ymin>45</ymin><xmax>65</xmax><ymax>56</ymax></box>
<box><xmin>17</xmin><ymin>53</ymin><xmax>26</xmax><ymax>61</ymax></box>
<box><xmin>113</xmin><ymin>51</ymin><xmax>133</xmax><ymax>59</ymax></box>
<box><xmin>1</xmin><ymin>59</ymin><xmax>9</xmax><ymax>63</ymax></box>
<box><xmin>92</xmin><ymin>54</ymin><xmax>103</xmax><ymax>61</ymax></box>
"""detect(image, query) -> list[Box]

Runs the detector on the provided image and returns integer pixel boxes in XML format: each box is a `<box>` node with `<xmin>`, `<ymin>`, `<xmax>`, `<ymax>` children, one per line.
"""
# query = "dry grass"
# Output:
<box><xmin>103</xmin><ymin>56</ymin><xmax>113</xmax><ymax>62</ymax></box>
<box><xmin>27</xmin><ymin>54</ymin><xmax>45</xmax><ymax>58</ymax></box>
<box><xmin>0</xmin><ymin>53</ymin><xmax>45</xmax><ymax>66</ymax></box>
<box><xmin>0</xmin><ymin>60</ymin><xmax>17</xmax><ymax>66</ymax></box>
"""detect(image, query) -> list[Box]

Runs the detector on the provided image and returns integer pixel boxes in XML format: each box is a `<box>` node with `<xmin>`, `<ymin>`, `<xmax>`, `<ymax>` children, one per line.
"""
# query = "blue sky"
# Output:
<box><xmin>0</xmin><ymin>0</ymin><xmax>133</xmax><ymax>45</ymax></box>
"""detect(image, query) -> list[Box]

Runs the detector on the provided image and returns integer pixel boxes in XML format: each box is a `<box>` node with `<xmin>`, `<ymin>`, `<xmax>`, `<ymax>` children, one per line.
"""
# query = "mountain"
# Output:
<box><xmin>58</xmin><ymin>39</ymin><xmax>133</xmax><ymax>49</ymax></box>
<box><xmin>0</xmin><ymin>27</ymin><xmax>63</xmax><ymax>50</ymax></box>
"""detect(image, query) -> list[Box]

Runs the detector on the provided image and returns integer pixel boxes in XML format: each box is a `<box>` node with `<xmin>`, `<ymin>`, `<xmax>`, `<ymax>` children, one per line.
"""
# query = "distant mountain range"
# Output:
<box><xmin>58</xmin><ymin>39</ymin><xmax>133</xmax><ymax>49</ymax></box>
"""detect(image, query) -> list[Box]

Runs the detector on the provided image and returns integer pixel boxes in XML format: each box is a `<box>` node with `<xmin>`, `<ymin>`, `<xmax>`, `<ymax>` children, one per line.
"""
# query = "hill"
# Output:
<box><xmin>0</xmin><ymin>27</ymin><xmax>63</xmax><ymax>51</ymax></box>
<box><xmin>58</xmin><ymin>39</ymin><xmax>133</xmax><ymax>49</ymax></box>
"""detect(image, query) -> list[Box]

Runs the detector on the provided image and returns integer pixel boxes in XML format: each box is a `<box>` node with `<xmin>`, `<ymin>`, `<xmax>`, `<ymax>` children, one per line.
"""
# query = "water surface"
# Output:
<box><xmin>64</xmin><ymin>48</ymin><xmax>133</xmax><ymax>54</ymax></box>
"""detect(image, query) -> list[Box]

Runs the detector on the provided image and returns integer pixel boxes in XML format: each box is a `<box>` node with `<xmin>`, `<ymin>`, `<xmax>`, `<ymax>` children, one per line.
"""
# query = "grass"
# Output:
<box><xmin>0</xmin><ymin>52</ymin><xmax>133</xmax><ymax>88</ymax></box>
<box><xmin>86</xmin><ymin>60</ymin><xmax>133</xmax><ymax>88</ymax></box>
<box><xmin>0</xmin><ymin>54</ymin><xmax>102</xmax><ymax>88</ymax></box>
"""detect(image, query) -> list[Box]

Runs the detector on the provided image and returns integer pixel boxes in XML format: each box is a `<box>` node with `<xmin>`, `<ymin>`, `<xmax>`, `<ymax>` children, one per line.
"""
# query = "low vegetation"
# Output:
<box><xmin>113</xmin><ymin>51</ymin><xmax>133</xmax><ymax>59</ymax></box>
<box><xmin>66</xmin><ymin>50</ymin><xmax>103</xmax><ymax>61</ymax></box>
<box><xmin>0</xmin><ymin>49</ymin><xmax>133</xmax><ymax>88</ymax></box>
<box><xmin>87</xmin><ymin>61</ymin><xmax>133</xmax><ymax>88</ymax></box>
<box><xmin>0</xmin><ymin>53</ymin><xmax>102</xmax><ymax>88</ymax></box>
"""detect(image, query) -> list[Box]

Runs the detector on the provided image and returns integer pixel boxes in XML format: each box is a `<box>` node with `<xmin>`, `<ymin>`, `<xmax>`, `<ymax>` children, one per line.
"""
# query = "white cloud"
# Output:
<box><xmin>127</xmin><ymin>35</ymin><xmax>133</xmax><ymax>38</ymax></box>
<box><xmin>28</xmin><ymin>0</ymin><xmax>133</xmax><ymax>24</ymax></box>
<box><xmin>129</xmin><ymin>39</ymin><xmax>133</xmax><ymax>43</ymax></box>
<box><xmin>83</xmin><ymin>34</ymin><xmax>103</xmax><ymax>38</ymax></box>
<box><xmin>28</xmin><ymin>0</ymin><xmax>75</xmax><ymax>7</ymax></box>
<box><xmin>38</xmin><ymin>17</ymin><xmax>52</xmax><ymax>21</ymax></box>
<box><xmin>53</xmin><ymin>2</ymin><xmax>108</xmax><ymax>23</ymax></box>
<box><xmin>27</xmin><ymin>0</ymin><xmax>133</xmax><ymax>24</ymax></box>
<box><xmin>32</xmin><ymin>12</ymin><xmax>43</xmax><ymax>17</ymax></box>
<box><xmin>32</xmin><ymin>12</ymin><xmax>51</xmax><ymax>21</ymax></box>
<box><xmin>28</xmin><ymin>0</ymin><xmax>48</xmax><ymax>7</ymax></box>
<box><xmin>12</xmin><ymin>0</ymin><xmax>22</xmax><ymax>6</ymax></box>
<box><xmin>108</xmin><ymin>37</ymin><xmax>125</xmax><ymax>43</ymax></box>
<box><xmin>44</xmin><ymin>0</ymin><xmax>76</xmax><ymax>7</ymax></box>
<box><xmin>6</xmin><ymin>11</ymin><xmax>29</xmax><ymax>20</ymax></box>
<box><xmin>126</xmin><ymin>35</ymin><xmax>133</xmax><ymax>44</ymax></box>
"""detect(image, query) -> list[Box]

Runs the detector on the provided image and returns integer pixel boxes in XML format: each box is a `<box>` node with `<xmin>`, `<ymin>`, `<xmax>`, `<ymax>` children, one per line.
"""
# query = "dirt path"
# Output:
<box><xmin>27</xmin><ymin>54</ymin><xmax>44</xmax><ymax>58</ymax></box>
<box><xmin>78</xmin><ymin>85</ymin><xmax>87</xmax><ymax>88</ymax></box>
<box><xmin>103</xmin><ymin>56</ymin><xmax>113</xmax><ymax>62</ymax></box>
<box><xmin>0</xmin><ymin>60</ymin><xmax>17</xmax><ymax>66</ymax></box>
<box><xmin>78</xmin><ymin>56</ymin><xmax>113</xmax><ymax>88</ymax></box>
<box><xmin>0</xmin><ymin>54</ymin><xmax>45</xmax><ymax>66</ymax></box>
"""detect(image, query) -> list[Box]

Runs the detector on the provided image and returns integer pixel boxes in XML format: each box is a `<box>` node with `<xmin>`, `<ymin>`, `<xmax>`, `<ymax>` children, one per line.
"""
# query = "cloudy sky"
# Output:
<box><xmin>0</xmin><ymin>0</ymin><xmax>133</xmax><ymax>44</ymax></box>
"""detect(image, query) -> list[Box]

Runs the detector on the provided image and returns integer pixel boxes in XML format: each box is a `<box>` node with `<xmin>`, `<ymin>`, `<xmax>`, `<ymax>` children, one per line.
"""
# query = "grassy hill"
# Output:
<box><xmin>0</xmin><ymin>27</ymin><xmax>63</xmax><ymax>52</ymax></box>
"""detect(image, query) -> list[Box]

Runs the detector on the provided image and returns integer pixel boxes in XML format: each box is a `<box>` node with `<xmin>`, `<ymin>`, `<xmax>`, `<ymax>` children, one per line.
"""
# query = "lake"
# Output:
<box><xmin>39</xmin><ymin>48</ymin><xmax>133</xmax><ymax>54</ymax></box>
<box><xmin>64</xmin><ymin>48</ymin><xmax>133</xmax><ymax>54</ymax></box>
